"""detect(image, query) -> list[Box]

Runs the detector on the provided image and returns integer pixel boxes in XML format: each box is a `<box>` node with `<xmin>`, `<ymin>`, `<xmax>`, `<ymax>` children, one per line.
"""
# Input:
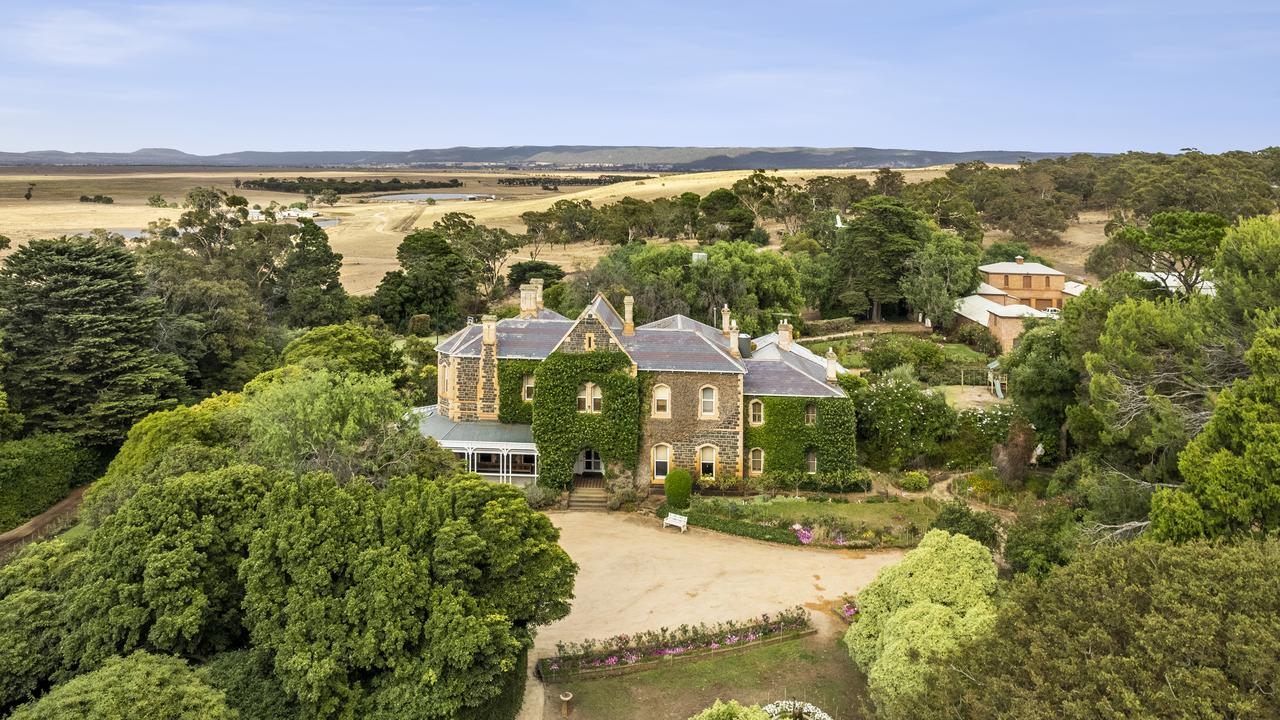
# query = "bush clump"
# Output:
<box><xmin>898</xmin><ymin>471</ymin><xmax>929</xmax><ymax>492</ymax></box>
<box><xmin>929</xmin><ymin>500</ymin><xmax>1001</xmax><ymax>550</ymax></box>
<box><xmin>524</xmin><ymin>484</ymin><xmax>559</xmax><ymax>510</ymax></box>
<box><xmin>0</xmin><ymin>434</ymin><xmax>96</xmax><ymax>532</ymax></box>
<box><xmin>665</xmin><ymin>469</ymin><xmax>693</xmax><ymax>510</ymax></box>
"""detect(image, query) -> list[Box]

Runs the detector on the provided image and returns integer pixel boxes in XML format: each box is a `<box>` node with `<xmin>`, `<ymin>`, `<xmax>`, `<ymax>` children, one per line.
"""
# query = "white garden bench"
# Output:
<box><xmin>663</xmin><ymin>513</ymin><xmax>688</xmax><ymax>533</ymax></box>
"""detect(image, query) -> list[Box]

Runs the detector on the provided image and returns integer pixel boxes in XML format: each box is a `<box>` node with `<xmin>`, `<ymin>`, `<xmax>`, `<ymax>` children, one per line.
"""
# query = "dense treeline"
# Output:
<box><xmin>239</xmin><ymin>176</ymin><xmax>463</xmax><ymax>194</ymax></box>
<box><xmin>496</xmin><ymin>174</ymin><xmax>654</xmax><ymax>187</ymax></box>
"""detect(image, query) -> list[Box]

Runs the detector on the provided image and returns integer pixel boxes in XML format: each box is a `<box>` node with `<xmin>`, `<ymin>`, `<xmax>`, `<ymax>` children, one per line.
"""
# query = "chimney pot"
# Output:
<box><xmin>531</xmin><ymin>277</ymin><xmax>545</xmax><ymax>308</ymax></box>
<box><xmin>777</xmin><ymin>319</ymin><xmax>793</xmax><ymax>351</ymax></box>
<box><xmin>481</xmin><ymin>314</ymin><xmax>497</xmax><ymax>345</ymax></box>
<box><xmin>1015</xmin><ymin>255</ymin><xmax>1025</xmax><ymax>264</ymax></box>
<box><xmin>518</xmin><ymin>284</ymin><xmax>538</xmax><ymax>318</ymax></box>
<box><xmin>721</xmin><ymin>304</ymin><xmax>732</xmax><ymax>336</ymax></box>
<box><xmin>728</xmin><ymin>319</ymin><xmax>740</xmax><ymax>356</ymax></box>
<box><xmin>826</xmin><ymin>347</ymin><xmax>839</xmax><ymax>383</ymax></box>
<box><xmin>623</xmin><ymin>296</ymin><xmax>635</xmax><ymax>336</ymax></box>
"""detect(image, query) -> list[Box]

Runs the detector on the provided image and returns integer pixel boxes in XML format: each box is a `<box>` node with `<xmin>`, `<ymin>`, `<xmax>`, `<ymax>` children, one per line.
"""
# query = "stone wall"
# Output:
<box><xmin>637</xmin><ymin>370</ymin><xmax>743</xmax><ymax>485</ymax></box>
<box><xmin>556</xmin><ymin>315</ymin><xmax>624</xmax><ymax>355</ymax></box>
<box><xmin>476</xmin><ymin>343</ymin><xmax>499</xmax><ymax>420</ymax></box>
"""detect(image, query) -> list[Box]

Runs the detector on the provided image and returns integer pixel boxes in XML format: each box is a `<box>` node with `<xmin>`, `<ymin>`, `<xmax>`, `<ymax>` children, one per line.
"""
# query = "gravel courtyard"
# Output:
<box><xmin>517</xmin><ymin>511</ymin><xmax>905</xmax><ymax>719</ymax></box>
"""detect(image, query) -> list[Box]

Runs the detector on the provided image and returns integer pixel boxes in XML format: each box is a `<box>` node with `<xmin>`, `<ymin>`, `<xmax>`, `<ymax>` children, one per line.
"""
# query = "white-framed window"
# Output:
<box><xmin>522</xmin><ymin>374</ymin><xmax>535</xmax><ymax>402</ymax></box>
<box><xmin>749</xmin><ymin>447</ymin><xmax>764</xmax><ymax>475</ymax></box>
<box><xmin>581</xmin><ymin>449</ymin><xmax>603</xmax><ymax>474</ymax></box>
<box><xmin>584</xmin><ymin>333</ymin><xmax>596</xmax><ymax>351</ymax></box>
<box><xmin>749</xmin><ymin>399</ymin><xmax>764</xmax><ymax>426</ymax></box>
<box><xmin>698</xmin><ymin>445</ymin><xmax>718</xmax><ymax>477</ymax></box>
<box><xmin>805</xmin><ymin>403</ymin><xmax>817</xmax><ymax>426</ymax></box>
<box><xmin>652</xmin><ymin>444</ymin><xmax>670</xmax><ymax>479</ymax></box>
<box><xmin>806</xmin><ymin>449</ymin><xmax>818</xmax><ymax>474</ymax></box>
<box><xmin>652</xmin><ymin>384</ymin><xmax>671</xmax><ymax>418</ymax></box>
<box><xmin>577</xmin><ymin>383</ymin><xmax>602</xmax><ymax>413</ymax></box>
<box><xmin>699</xmin><ymin>385</ymin><xmax>718</xmax><ymax>418</ymax></box>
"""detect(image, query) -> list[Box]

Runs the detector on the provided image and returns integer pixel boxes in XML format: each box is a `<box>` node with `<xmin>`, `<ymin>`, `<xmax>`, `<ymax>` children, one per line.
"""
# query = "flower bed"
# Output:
<box><xmin>536</xmin><ymin>607</ymin><xmax>813</xmax><ymax>682</ymax></box>
<box><xmin>763</xmin><ymin>700</ymin><xmax>834</xmax><ymax>720</ymax></box>
<box><xmin>833</xmin><ymin>594</ymin><xmax>859</xmax><ymax>624</ymax></box>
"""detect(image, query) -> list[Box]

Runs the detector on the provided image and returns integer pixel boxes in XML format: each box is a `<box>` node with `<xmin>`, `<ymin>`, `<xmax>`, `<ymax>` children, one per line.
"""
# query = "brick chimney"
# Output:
<box><xmin>826</xmin><ymin>347</ymin><xmax>839</xmax><ymax>383</ymax></box>
<box><xmin>518</xmin><ymin>284</ymin><xmax>538</xmax><ymax>319</ymax></box>
<box><xmin>728</xmin><ymin>319</ymin><xmax>740</xmax><ymax>357</ymax></box>
<box><xmin>482</xmin><ymin>314</ymin><xmax>497</xmax><ymax>345</ymax></box>
<box><xmin>623</xmin><ymin>295</ymin><xmax>635</xmax><ymax>336</ymax></box>
<box><xmin>777</xmin><ymin>319</ymin><xmax>793</xmax><ymax>351</ymax></box>
<box><xmin>1015</xmin><ymin>255</ymin><xmax>1025</xmax><ymax>265</ymax></box>
<box><xmin>721</xmin><ymin>304</ymin><xmax>732</xmax><ymax>337</ymax></box>
<box><xmin>531</xmin><ymin>277</ymin><xmax>545</xmax><ymax>308</ymax></box>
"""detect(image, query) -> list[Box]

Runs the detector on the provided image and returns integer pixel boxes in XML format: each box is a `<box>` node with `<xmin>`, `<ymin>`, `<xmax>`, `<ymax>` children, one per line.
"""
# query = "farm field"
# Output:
<box><xmin>0</xmin><ymin>165</ymin><xmax>1107</xmax><ymax>294</ymax></box>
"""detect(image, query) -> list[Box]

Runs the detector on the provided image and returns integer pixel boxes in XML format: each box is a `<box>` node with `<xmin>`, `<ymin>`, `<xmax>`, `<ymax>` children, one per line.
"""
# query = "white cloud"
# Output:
<box><xmin>1</xmin><ymin>3</ymin><xmax>267</xmax><ymax>67</ymax></box>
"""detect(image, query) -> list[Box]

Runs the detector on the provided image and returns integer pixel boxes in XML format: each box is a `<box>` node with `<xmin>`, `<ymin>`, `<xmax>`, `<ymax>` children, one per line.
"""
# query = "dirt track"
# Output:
<box><xmin>517</xmin><ymin>512</ymin><xmax>903</xmax><ymax>719</ymax></box>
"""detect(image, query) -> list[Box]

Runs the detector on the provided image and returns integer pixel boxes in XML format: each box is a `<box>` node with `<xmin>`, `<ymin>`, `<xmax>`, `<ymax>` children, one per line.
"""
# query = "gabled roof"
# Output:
<box><xmin>743</xmin><ymin>342</ymin><xmax>845</xmax><ymax>398</ymax></box>
<box><xmin>583</xmin><ymin>294</ymin><xmax>626</xmax><ymax>332</ymax></box>
<box><xmin>436</xmin><ymin>318</ymin><xmax>574</xmax><ymax>360</ymax></box>
<box><xmin>955</xmin><ymin>294</ymin><xmax>1045</xmax><ymax>327</ymax></box>
<box><xmin>979</xmin><ymin>261</ymin><xmax>1064</xmax><ymax>276</ymax></box>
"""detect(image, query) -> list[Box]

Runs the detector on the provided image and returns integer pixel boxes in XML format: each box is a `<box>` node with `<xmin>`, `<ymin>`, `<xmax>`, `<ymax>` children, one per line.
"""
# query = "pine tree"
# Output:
<box><xmin>0</xmin><ymin>237</ymin><xmax>184</xmax><ymax>447</ymax></box>
<box><xmin>275</xmin><ymin>220</ymin><xmax>349</xmax><ymax>327</ymax></box>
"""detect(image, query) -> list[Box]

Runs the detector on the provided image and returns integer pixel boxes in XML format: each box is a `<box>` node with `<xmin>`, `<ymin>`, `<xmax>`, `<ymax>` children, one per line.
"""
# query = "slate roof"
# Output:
<box><xmin>747</xmin><ymin>335</ymin><xmax>847</xmax><ymax>398</ymax></box>
<box><xmin>436</xmin><ymin>318</ymin><xmax>573</xmax><ymax>360</ymax></box>
<box><xmin>619</xmin><ymin>326</ymin><xmax>744</xmax><ymax>374</ymax></box>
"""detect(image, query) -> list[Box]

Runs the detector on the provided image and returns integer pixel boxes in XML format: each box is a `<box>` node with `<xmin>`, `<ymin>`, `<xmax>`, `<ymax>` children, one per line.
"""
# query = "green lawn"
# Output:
<box><xmin>940</xmin><ymin>342</ymin><xmax>987</xmax><ymax>363</ymax></box>
<box><xmin>730</xmin><ymin>497</ymin><xmax>938</xmax><ymax>530</ymax></box>
<box><xmin>543</xmin><ymin>633</ymin><xmax>869</xmax><ymax>720</ymax></box>
<box><xmin>801</xmin><ymin>334</ymin><xmax>986</xmax><ymax>371</ymax></box>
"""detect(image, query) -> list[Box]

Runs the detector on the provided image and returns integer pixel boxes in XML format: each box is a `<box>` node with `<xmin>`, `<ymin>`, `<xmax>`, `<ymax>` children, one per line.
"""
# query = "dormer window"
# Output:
<box><xmin>577</xmin><ymin>383</ymin><xmax>602</xmax><ymax>413</ymax></box>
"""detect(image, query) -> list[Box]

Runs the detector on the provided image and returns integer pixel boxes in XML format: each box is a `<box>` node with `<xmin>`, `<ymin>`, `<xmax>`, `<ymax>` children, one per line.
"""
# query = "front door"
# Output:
<box><xmin>580</xmin><ymin>449</ymin><xmax>603</xmax><ymax>475</ymax></box>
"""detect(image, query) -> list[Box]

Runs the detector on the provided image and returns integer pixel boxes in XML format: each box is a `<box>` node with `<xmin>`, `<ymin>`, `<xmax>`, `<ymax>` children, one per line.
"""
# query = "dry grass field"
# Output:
<box><xmin>0</xmin><ymin>166</ymin><xmax>1105</xmax><ymax>294</ymax></box>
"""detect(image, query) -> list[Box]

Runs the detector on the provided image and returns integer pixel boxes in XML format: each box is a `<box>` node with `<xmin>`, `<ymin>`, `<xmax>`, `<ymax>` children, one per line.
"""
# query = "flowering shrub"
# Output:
<box><xmin>857</xmin><ymin>377</ymin><xmax>956</xmax><ymax>469</ymax></box>
<box><xmin>538</xmin><ymin>607</ymin><xmax>812</xmax><ymax>681</ymax></box>
<box><xmin>942</xmin><ymin>405</ymin><xmax>1015</xmax><ymax>468</ymax></box>
<box><xmin>836</xmin><ymin>594</ymin><xmax>860</xmax><ymax>622</ymax></box>
<box><xmin>897</xmin><ymin>471</ymin><xmax>929</xmax><ymax>492</ymax></box>
<box><xmin>762</xmin><ymin>700</ymin><xmax>835</xmax><ymax>720</ymax></box>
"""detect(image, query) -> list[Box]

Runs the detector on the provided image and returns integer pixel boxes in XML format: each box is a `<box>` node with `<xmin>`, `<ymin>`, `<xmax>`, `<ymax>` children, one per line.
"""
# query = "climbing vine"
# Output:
<box><xmin>531</xmin><ymin>351</ymin><xmax>640</xmax><ymax>489</ymax></box>
<box><xmin>743</xmin><ymin>396</ymin><xmax>857</xmax><ymax>474</ymax></box>
<box><xmin>497</xmin><ymin>359</ymin><xmax>541</xmax><ymax>424</ymax></box>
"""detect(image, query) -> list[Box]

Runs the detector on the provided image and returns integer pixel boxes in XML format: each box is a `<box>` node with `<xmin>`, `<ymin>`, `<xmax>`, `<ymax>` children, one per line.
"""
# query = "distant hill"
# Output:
<box><xmin>0</xmin><ymin>145</ymin><xmax>1082</xmax><ymax>169</ymax></box>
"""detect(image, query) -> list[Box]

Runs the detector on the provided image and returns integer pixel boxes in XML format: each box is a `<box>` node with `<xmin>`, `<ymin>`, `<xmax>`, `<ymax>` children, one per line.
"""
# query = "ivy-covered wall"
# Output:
<box><xmin>497</xmin><ymin>359</ymin><xmax>540</xmax><ymax>424</ymax></box>
<box><xmin>742</xmin><ymin>396</ymin><xmax>857</xmax><ymax>474</ymax></box>
<box><xmin>531</xmin><ymin>351</ymin><xmax>641</xmax><ymax>489</ymax></box>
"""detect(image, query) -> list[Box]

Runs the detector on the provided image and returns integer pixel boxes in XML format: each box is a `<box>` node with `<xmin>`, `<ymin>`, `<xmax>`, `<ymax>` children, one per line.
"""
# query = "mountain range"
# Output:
<box><xmin>0</xmin><ymin>145</ymin><xmax>1081</xmax><ymax>170</ymax></box>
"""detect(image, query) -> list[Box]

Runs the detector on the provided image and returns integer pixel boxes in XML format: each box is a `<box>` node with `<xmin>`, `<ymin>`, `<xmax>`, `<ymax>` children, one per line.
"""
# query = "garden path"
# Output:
<box><xmin>517</xmin><ymin>511</ymin><xmax>904</xmax><ymax>720</ymax></box>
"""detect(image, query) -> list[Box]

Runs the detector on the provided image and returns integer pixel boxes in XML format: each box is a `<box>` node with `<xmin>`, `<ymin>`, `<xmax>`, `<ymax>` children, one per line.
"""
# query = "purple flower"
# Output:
<box><xmin>605</xmin><ymin>656</ymin><xmax>619</xmax><ymax>666</ymax></box>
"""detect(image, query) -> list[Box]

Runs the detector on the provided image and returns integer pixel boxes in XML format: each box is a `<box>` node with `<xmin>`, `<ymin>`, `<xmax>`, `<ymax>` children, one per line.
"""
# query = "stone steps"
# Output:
<box><xmin>568</xmin><ymin>487</ymin><xmax>608</xmax><ymax>511</ymax></box>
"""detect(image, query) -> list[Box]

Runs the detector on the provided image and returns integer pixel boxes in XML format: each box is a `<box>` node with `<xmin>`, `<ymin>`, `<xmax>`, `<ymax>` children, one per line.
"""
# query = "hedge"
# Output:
<box><xmin>0</xmin><ymin>434</ymin><xmax>96</xmax><ymax>532</ymax></box>
<box><xmin>658</xmin><ymin>503</ymin><xmax>801</xmax><ymax>545</ymax></box>
<box><xmin>665</xmin><ymin>469</ymin><xmax>693</xmax><ymax>509</ymax></box>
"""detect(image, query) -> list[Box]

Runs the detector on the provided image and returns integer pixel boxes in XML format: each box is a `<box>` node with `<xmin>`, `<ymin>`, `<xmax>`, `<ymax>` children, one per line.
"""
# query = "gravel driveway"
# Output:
<box><xmin>517</xmin><ymin>511</ymin><xmax>904</xmax><ymax>719</ymax></box>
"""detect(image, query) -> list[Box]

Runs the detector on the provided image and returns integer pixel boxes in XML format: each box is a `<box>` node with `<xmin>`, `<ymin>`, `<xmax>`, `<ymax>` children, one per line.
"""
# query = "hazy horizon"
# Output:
<box><xmin>2</xmin><ymin>0</ymin><xmax>1277</xmax><ymax>155</ymax></box>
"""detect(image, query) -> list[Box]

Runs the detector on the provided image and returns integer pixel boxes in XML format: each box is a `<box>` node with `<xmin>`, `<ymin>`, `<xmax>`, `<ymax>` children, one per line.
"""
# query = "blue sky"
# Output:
<box><xmin>1</xmin><ymin>1</ymin><xmax>1277</xmax><ymax>154</ymax></box>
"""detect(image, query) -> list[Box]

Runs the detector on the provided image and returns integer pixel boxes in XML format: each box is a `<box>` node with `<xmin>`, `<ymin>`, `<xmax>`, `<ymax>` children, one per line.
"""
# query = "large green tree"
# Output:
<box><xmin>373</xmin><ymin>229</ymin><xmax>470</xmax><ymax>332</ymax></box>
<box><xmin>1149</xmin><ymin>327</ymin><xmax>1280</xmax><ymax>541</ymax></box>
<box><xmin>832</xmin><ymin>196</ymin><xmax>936</xmax><ymax>321</ymax></box>
<box><xmin>899</xmin><ymin>234</ymin><xmax>980</xmax><ymax>329</ymax></box>
<box><xmin>240</xmin><ymin>473</ymin><xmax>576</xmax><ymax>719</ymax></box>
<box><xmin>1086</xmin><ymin>211</ymin><xmax>1228</xmax><ymax>294</ymax></box>
<box><xmin>914</xmin><ymin>540</ymin><xmax>1280</xmax><ymax>720</ymax></box>
<box><xmin>275</xmin><ymin>219</ymin><xmax>350</xmax><ymax>327</ymax></box>
<box><xmin>1003</xmin><ymin>322</ymin><xmax>1080</xmax><ymax>456</ymax></box>
<box><xmin>0</xmin><ymin>237</ymin><xmax>184</xmax><ymax>447</ymax></box>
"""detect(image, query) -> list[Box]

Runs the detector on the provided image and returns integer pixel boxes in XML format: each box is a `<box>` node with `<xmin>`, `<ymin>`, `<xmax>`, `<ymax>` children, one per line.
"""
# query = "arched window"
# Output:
<box><xmin>522</xmin><ymin>374</ymin><xmax>535</xmax><ymax>402</ymax></box>
<box><xmin>652</xmin><ymin>444</ymin><xmax>671</xmax><ymax>479</ymax></box>
<box><xmin>652</xmin><ymin>384</ymin><xmax>671</xmax><ymax>418</ymax></box>
<box><xmin>698</xmin><ymin>445</ymin><xmax>718</xmax><ymax>477</ymax></box>
<box><xmin>804</xmin><ymin>403</ymin><xmax>817</xmax><ymax>426</ymax></box>
<box><xmin>577</xmin><ymin>383</ymin><xmax>602</xmax><ymax>413</ymax></box>
<box><xmin>749</xmin><ymin>399</ymin><xmax>764</xmax><ymax>426</ymax></box>
<box><xmin>699</xmin><ymin>385</ymin><xmax>718</xmax><ymax>418</ymax></box>
<box><xmin>806</xmin><ymin>449</ymin><xmax>818</xmax><ymax>474</ymax></box>
<box><xmin>749</xmin><ymin>447</ymin><xmax>764</xmax><ymax>475</ymax></box>
<box><xmin>438</xmin><ymin>360</ymin><xmax>449</xmax><ymax>398</ymax></box>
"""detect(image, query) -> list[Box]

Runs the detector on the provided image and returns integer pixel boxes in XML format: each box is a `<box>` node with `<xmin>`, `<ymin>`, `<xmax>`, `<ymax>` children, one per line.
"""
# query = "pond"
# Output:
<box><xmin>369</xmin><ymin>192</ymin><xmax>495</xmax><ymax>202</ymax></box>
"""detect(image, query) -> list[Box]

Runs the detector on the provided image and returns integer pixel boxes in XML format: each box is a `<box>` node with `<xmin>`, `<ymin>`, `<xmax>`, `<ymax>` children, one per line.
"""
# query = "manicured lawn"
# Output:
<box><xmin>940</xmin><ymin>342</ymin><xmax>987</xmax><ymax>363</ymax></box>
<box><xmin>544</xmin><ymin>632</ymin><xmax>869</xmax><ymax>720</ymax></box>
<box><xmin>737</xmin><ymin>497</ymin><xmax>937</xmax><ymax>529</ymax></box>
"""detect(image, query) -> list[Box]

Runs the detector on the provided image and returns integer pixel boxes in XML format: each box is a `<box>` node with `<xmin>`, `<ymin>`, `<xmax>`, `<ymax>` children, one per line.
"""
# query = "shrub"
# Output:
<box><xmin>281</xmin><ymin>323</ymin><xmax>402</xmax><ymax>375</ymax></box>
<box><xmin>1004</xmin><ymin>501</ymin><xmax>1080</xmax><ymax>577</ymax></box>
<box><xmin>950</xmin><ymin>323</ymin><xmax>1001</xmax><ymax>357</ymax></box>
<box><xmin>607</xmin><ymin>486</ymin><xmax>638</xmax><ymax>512</ymax></box>
<box><xmin>805</xmin><ymin>317</ymin><xmax>860</xmax><ymax>335</ymax></box>
<box><xmin>866</xmin><ymin>335</ymin><xmax>946</xmax><ymax>374</ymax></box>
<box><xmin>524</xmin><ymin>484</ymin><xmax>559</xmax><ymax>510</ymax></box>
<box><xmin>857</xmin><ymin>378</ymin><xmax>957</xmax><ymax>469</ymax></box>
<box><xmin>9</xmin><ymin>652</ymin><xmax>236</xmax><ymax>720</ymax></box>
<box><xmin>942</xmin><ymin>406</ymin><xmax>1015</xmax><ymax>468</ymax></box>
<box><xmin>665</xmin><ymin>469</ymin><xmax>693</xmax><ymax>510</ymax></box>
<box><xmin>844</xmin><ymin>530</ymin><xmax>997</xmax><ymax>720</ymax></box>
<box><xmin>898</xmin><ymin>471</ymin><xmax>929</xmax><ymax>492</ymax></box>
<box><xmin>689</xmin><ymin>700</ymin><xmax>771</xmax><ymax>720</ymax></box>
<box><xmin>0</xmin><ymin>434</ymin><xmax>96</xmax><ymax>532</ymax></box>
<box><xmin>929</xmin><ymin>500</ymin><xmax>1000</xmax><ymax>550</ymax></box>
<box><xmin>201</xmin><ymin>650</ymin><xmax>300</xmax><ymax>720</ymax></box>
